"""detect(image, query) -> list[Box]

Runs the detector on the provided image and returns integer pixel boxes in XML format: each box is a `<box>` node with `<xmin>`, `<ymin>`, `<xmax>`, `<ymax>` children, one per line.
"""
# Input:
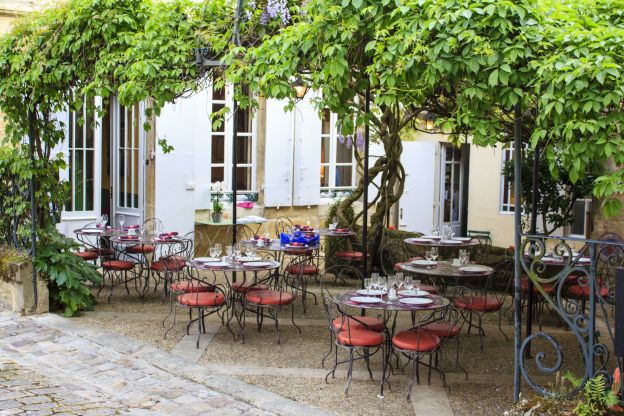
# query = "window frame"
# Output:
<box><xmin>320</xmin><ymin>111</ymin><xmax>357</xmax><ymax>193</ymax></box>
<box><xmin>499</xmin><ymin>143</ymin><xmax>515</xmax><ymax>215</ymax></box>
<box><xmin>208</xmin><ymin>83</ymin><xmax>257</xmax><ymax>194</ymax></box>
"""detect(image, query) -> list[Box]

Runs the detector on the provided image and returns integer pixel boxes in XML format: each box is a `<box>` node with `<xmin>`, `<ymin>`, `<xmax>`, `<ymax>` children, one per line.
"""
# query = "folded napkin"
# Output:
<box><xmin>122</xmin><ymin>225</ymin><xmax>140</xmax><ymax>230</ymax></box>
<box><xmin>159</xmin><ymin>231</ymin><xmax>179</xmax><ymax>237</ymax></box>
<box><xmin>236</xmin><ymin>201</ymin><xmax>254</xmax><ymax>209</ymax></box>
<box><xmin>120</xmin><ymin>235</ymin><xmax>140</xmax><ymax>240</ymax></box>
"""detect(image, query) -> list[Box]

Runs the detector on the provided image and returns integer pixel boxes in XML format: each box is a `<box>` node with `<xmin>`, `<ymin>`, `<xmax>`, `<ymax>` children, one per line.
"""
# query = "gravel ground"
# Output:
<box><xmin>73</xmin><ymin>275</ymin><xmax>609</xmax><ymax>415</ymax></box>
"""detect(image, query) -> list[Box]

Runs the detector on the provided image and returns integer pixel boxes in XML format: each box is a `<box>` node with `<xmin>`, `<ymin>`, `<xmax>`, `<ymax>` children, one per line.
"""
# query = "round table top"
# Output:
<box><xmin>74</xmin><ymin>227</ymin><xmax>125</xmax><ymax>237</ymax></box>
<box><xmin>317</xmin><ymin>228</ymin><xmax>356</xmax><ymax>237</ymax></box>
<box><xmin>193</xmin><ymin>259</ymin><xmax>281</xmax><ymax>273</ymax></box>
<box><xmin>256</xmin><ymin>243</ymin><xmax>319</xmax><ymax>253</ymax></box>
<box><xmin>110</xmin><ymin>234</ymin><xmax>179</xmax><ymax>245</ymax></box>
<box><xmin>397</xmin><ymin>261</ymin><xmax>493</xmax><ymax>278</ymax></box>
<box><xmin>334</xmin><ymin>291</ymin><xmax>449</xmax><ymax>312</ymax></box>
<box><xmin>404</xmin><ymin>237</ymin><xmax>478</xmax><ymax>248</ymax></box>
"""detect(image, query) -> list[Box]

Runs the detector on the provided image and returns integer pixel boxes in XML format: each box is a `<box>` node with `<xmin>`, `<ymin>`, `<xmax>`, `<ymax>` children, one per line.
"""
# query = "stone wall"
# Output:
<box><xmin>592</xmin><ymin>194</ymin><xmax>624</xmax><ymax>240</ymax></box>
<box><xmin>0</xmin><ymin>260</ymin><xmax>48</xmax><ymax>315</ymax></box>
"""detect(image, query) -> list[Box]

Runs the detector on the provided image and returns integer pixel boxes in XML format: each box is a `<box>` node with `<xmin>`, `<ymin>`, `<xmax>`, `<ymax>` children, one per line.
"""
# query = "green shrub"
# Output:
<box><xmin>324</xmin><ymin>199</ymin><xmax>355</xmax><ymax>269</ymax></box>
<box><xmin>33</xmin><ymin>230</ymin><xmax>102</xmax><ymax>316</ymax></box>
<box><xmin>565</xmin><ymin>373</ymin><xmax>621</xmax><ymax>416</ymax></box>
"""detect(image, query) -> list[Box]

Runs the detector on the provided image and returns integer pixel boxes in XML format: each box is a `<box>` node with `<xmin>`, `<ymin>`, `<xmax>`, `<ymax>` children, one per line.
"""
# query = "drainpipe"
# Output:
<box><xmin>28</xmin><ymin>110</ymin><xmax>38</xmax><ymax>311</ymax></box>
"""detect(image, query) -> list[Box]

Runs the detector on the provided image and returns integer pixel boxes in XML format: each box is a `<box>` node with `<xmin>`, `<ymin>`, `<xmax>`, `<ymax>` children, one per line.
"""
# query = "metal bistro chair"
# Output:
<box><xmin>320</xmin><ymin>271</ymin><xmax>386</xmax><ymax>396</ymax></box>
<box><xmin>320</xmin><ymin>266</ymin><xmax>385</xmax><ymax>369</ymax></box>
<box><xmin>166</xmin><ymin>262</ymin><xmax>226</xmax><ymax>348</ymax></box>
<box><xmin>73</xmin><ymin>222</ymin><xmax>104</xmax><ymax>265</ymax></box>
<box><xmin>284</xmin><ymin>255</ymin><xmax>320</xmax><ymax>314</ymax></box>
<box><xmin>124</xmin><ymin>217</ymin><xmax>163</xmax><ymax>257</ymax></box>
<box><xmin>97</xmin><ymin>243</ymin><xmax>141</xmax><ymax>302</ymax></box>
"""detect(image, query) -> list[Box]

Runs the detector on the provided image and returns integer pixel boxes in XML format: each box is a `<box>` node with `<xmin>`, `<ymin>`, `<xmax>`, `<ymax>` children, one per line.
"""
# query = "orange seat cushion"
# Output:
<box><xmin>454</xmin><ymin>295</ymin><xmax>502</xmax><ymax>312</ymax></box>
<box><xmin>332</xmin><ymin>316</ymin><xmax>385</xmax><ymax>332</ymax></box>
<box><xmin>151</xmin><ymin>259</ymin><xmax>186</xmax><ymax>272</ymax></box>
<box><xmin>567</xmin><ymin>284</ymin><xmax>610</xmax><ymax>299</ymax></box>
<box><xmin>392</xmin><ymin>329</ymin><xmax>440</xmax><ymax>352</ymax></box>
<box><xmin>286</xmin><ymin>264</ymin><xmax>319</xmax><ymax>275</ymax></box>
<box><xmin>231</xmin><ymin>282</ymin><xmax>269</xmax><ymax>293</ymax></box>
<box><xmin>421</xmin><ymin>322</ymin><xmax>461</xmax><ymax>338</ymax></box>
<box><xmin>336</xmin><ymin>251</ymin><xmax>363</xmax><ymax>260</ymax></box>
<box><xmin>245</xmin><ymin>290</ymin><xmax>294</xmax><ymax>305</ymax></box>
<box><xmin>102</xmin><ymin>260</ymin><xmax>135</xmax><ymax>271</ymax></box>
<box><xmin>177</xmin><ymin>292</ymin><xmax>225</xmax><ymax>307</ymax></box>
<box><xmin>520</xmin><ymin>278</ymin><xmax>555</xmax><ymax>295</ymax></box>
<box><xmin>125</xmin><ymin>244</ymin><xmax>155</xmax><ymax>254</ymax></box>
<box><xmin>170</xmin><ymin>280</ymin><xmax>214</xmax><ymax>293</ymax></box>
<box><xmin>73</xmin><ymin>251</ymin><xmax>98</xmax><ymax>261</ymax></box>
<box><xmin>337</xmin><ymin>329</ymin><xmax>384</xmax><ymax>347</ymax></box>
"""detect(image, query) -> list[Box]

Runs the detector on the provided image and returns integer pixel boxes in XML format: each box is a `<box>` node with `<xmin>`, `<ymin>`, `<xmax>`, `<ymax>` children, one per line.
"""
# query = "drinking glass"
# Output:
<box><xmin>396</xmin><ymin>272</ymin><xmax>404</xmax><ymax>289</ymax></box>
<box><xmin>404</xmin><ymin>275</ymin><xmax>414</xmax><ymax>291</ymax></box>
<box><xmin>247</xmin><ymin>245</ymin><xmax>257</xmax><ymax>258</ymax></box>
<box><xmin>364</xmin><ymin>278</ymin><xmax>372</xmax><ymax>293</ymax></box>
<box><xmin>102</xmin><ymin>214</ymin><xmax>108</xmax><ymax>228</ymax></box>
<box><xmin>209</xmin><ymin>246</ymin><xmax>217</xmax><ymax>258</ymax></box>
<box><xmin>371</xmin><ymin>273</ymin><xmax>380</xmax><ymax>291</ymax></box>
<box><xmin>430</xmin><ymin>247</ymin><xmax>439</xmax><ymax>262</ymax></box>
<box><xmin>425</xmin><ymin>249</ymin><xmax>433</xmax><ymax>263</ymax></box>
<box><xmin>378</xmin><ymin>277</ymin><xmax>388</xmax><ymax>293</ymax></box>
<box><xmin>431</xmin><ymin>225</ymin><xmax>439</xmax><ymax>237</ymax></box>
<box><xmin>214</xmin><ymin>243</ymin><xmax>222</xmax><ymax>258</ymax></box>
<box><xmin>414</xmin><ymin>279</ymin><xmax>421</xmax><ymax>291</ymax></box>
<box><xmin>226</xmin><ymin>245</ymin><xmax>233</xmax><ymax>257</ymax></box>
<box><xmin>118</xmin><ymin>214</ymin><xmax>126</xmax><ymax>229</ymax></box>
<box><xmin>387</xmin><ymin>275</ymin><xmax>396</xmax><ymax>289</ymax></box>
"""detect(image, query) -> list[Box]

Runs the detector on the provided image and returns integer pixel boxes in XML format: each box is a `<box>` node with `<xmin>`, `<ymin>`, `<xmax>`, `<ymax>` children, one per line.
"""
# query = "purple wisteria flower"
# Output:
<box><xmin>355</xmin><ymin>128</ymin><xmax>364</xmax><ymax>150</ymax></box>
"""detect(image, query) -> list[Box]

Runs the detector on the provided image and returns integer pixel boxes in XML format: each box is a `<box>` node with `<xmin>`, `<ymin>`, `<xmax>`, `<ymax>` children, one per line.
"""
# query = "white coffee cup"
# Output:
<box><xmin>452</xmin><ymin>258</ymin><xmax>461</xmax><ymax>267</ymax></box>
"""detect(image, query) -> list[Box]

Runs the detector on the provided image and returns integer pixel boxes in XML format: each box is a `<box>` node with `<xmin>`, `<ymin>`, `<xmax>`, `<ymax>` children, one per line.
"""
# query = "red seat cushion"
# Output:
<box><xmin>392</xmin><ymin>329</ymin><xmax>440</xmax><ymax>352</ymax></box>
<box><xmin>286</xmin><ymin>264</ymin><xmax>319</xmax><ymax>275</ymax></box>
<box><xmin>73</xmin><ymin>251</ymin><xmax>98</xmax><ymax>261</ymax></box>
<box><xmin>151</xmin><ymin>259</ymin><xmax>186</xmax><ymax>272</ymax></box>
<box><xmin>102</xmin><ymin>260</ymin><xmax>135</xmax><ymax>271</ymax></box>
<box><xmin>285</xmin><ymin>249</ymin><xmax>312</xmax><ymax>255</ymax></box>
<box><xmin>336</xmin><ymin>251</ymin><xmax>363</xmax><ymax>260</ymax></box>
<box><xmin>170</xmin><ymin>280</ymin><xmax>214</xmax><ymax>293</ymax></box>
<box><xmin>245</xmin><ymin>290</ymin><xmax>294</xmax><ymax>305</ymax></box>
<box><xmin>332</xmin><ymin>316</ymin><xmax>385</xmax><ymax>332</ymax></box>
<box><xmin>337</xmin><ymin>329</ymin><xmax>384</xmax><ymax>347</ymax></box>
<box><xmin>231</xmin><ymin>282</ymin><xmax>269</xmax><ymax>293</ymax></box>
<box><xmin>421</xmin><ymin>322</ymin><xmax>461</xmax><ymax>338</ymax></box>
<box><xmin>567</xmin><ymin>284</ymin><xmax>610</xmax><ymax>299</ymax></box>
<box><xmin>520</xmin><ymin>278</ymin><xmax>555</xmax><ymax>295</ymax></box>
<box><xmin>454</xmin><ymin>295</ymin><xmax>502</xmax><ymax>312</ymax></box>
<box><xmin>177</xmin><ymin>292</ymin><xmax>225</xmax><ymax>307</ymax></box>
<box><xmin>125</xmin><ymin>244</ymin><xmax>155</xmax><ymax>254</ymax></box>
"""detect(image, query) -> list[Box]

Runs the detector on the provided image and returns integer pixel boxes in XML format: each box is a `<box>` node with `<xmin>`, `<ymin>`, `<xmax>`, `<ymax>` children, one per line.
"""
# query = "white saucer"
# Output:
<box><xmin>350</xmin><ymin>296</ymin><xmax>384</xmax><ymax>304</ymax></box>
<box><xmin>399</xmin><ymin>297</ymin><xmax>433</xmax><ymax>305</ymax></box>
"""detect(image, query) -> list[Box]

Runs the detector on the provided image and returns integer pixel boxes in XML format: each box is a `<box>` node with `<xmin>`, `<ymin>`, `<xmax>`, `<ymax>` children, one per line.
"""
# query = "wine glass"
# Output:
<box><xmin>118</xmin><ymin>214</ymin><xmax>126</xmax><ymax>230</ymax></box>
<box><xmin>404</xmin><ymin>275</ymin><xmax>414</xmax><ymax>291</ymax></box>
<box><xmin>226</xmin><ymin>245</ymin><xmax>234</xmax><ymax>257</ymax></box>
<box><xmin>247</xmin><ymin>245</ymin><xmax>257</xmax><ymax>258</ymax></box>
<box><xmin>209</xmin><ymin>246</ymin><xmax>217</xmax><ymax>259</ymax></box>
<box><xmin>102</xmin><ymin>214</ymin><xmax>108</xmax><ymax>228</ymax></box>
<box><xmin>214</xmin><ymin>243</ymin><xmax>222</xmax><ymax>258</ymax></box>
<box><xmin>364</xmin><ymin>278</ymin><xmax>372</xmax><ymax>294</ymax></box>
<box><xmin>425</xmin><ymin>249</ymin><xmax>433</xmax><ymax>263</ymax></box>
<box><xmin>330</xmin><ymin>217</ymin><xmax>338</xmax><ymax>230</ymax></box>
<box><xmin>430</xmin><ymin>247</ymin><xmax>439</xmax><ymax>262</ymax></box>
<box><xmin>378</xmin><ymin>277</ymin><xmax>388</xmax><ymax>293</ymax></box>
<box><xmin>396</xmin><ymin>272</ymin><xmax>404</xmax><ymax>289</ymax></box>
<box><xmin>414</xmin><ymin>279</ymin><xmax>421</xmax><ymax>292</ymax></box>
<box><xmin>371</xmin><ymin>273</ymin><xmax>380</xmax><ymax>292</ymax></box>
<box><xmin>431</xmin><ymin>225</ymin><xmax>439</xmax><ymax>237</ymax></box>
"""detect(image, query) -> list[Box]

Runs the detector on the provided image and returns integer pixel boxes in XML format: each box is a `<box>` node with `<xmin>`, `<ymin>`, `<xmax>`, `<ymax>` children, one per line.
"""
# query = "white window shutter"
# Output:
<box><xmin>292</xmin><ymin>95</ymin><xmax>321</xmax><ymax>206</ymax></box>
<box><xmin>264</xmin><ymin>99</ymin><xmax>294</xmax><ymax>207</ymax></box>
<box><xmin>398</xmin><ymin>141</ymin><xmax>436</xmax><ymax>234</ymax></box>
<box><xmin>51</xmin><ymin>109</ymin><xmax>70</xmax><ymax>182</ymax></box>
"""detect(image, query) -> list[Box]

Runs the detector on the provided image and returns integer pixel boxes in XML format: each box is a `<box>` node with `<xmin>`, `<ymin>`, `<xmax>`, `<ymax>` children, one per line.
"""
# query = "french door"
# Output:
<box><xmin>111</xmin><ymin>98</ymin><xmax>144</xmax><ymax>228</ymax></box>
<box><xmin>437</xmin><ymin>144</ymin><xmax>463</xmax><ymax>235</ymax></box>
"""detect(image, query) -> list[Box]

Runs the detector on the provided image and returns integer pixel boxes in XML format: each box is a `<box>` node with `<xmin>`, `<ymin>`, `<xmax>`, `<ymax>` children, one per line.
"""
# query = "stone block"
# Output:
<box><xmin>0</xmin><ymin>260</ymin><xmax>48</xmax><ymax>315</ymax></box>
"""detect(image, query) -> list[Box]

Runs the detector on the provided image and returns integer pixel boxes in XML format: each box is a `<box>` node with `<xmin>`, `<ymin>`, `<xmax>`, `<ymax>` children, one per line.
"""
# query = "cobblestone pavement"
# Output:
<box><xmin>0</xmin><ymin>311</ymin><xmax>329</xmax><ymax>416</ymax></box>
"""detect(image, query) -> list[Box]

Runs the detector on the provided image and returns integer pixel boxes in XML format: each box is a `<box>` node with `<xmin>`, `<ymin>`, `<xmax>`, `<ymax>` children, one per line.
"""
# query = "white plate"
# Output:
<box><xmin>408</xmin><ymin>238</ymin><xmax>432</xmax><ymax>243</ymax></box>
<box><xmin>83</xmin><ymin>229</ymin><xmax>104</xmax><ymax>234</ymax></box>
<box><xmin>286</xmin><ymin>244</ymin><xmax>308</xmax><ymax>248</ymax></box>
<box><xmin>356</xmin><ymin>289</ymin><xmax>385</xmax><ymax>296</ymax></box>
<box><xmin>194</xmin><ymin>257</ymin><xmax>221</xmax><ymax>263</ymax></box>
<box><xmin>399</xmin><ymin>297</ymin><xmax>433</xmax><ymax>305</ymax></box>
<box><xmin>411</xmin><ymin>259</ymin><xmax>436</xmax><ymax>267</ymax></box>
<box><xmin>239</xmin><ymin>256</ymin><xmax>263</xmax><ymax>262</ymax></box>
<box><xmin>459</xmin><ymin>265</ymin><xmax>491</xmax><ymax>273</ymax></box>
<box><xmin>242</xmin><ymin>261</ymin><xmax>273</xmax><ymax>268</ymax></box>
<box><xmin>421</xmin><ymin>235</ymin><xmax>442</xmax><ymax>240</ymax></box>
<box><xmin>441</xmin><ymin>239</ymin><xmax>462</xmax><ymax>244</ymax></box>
<box><xmin>451</xmin><ymin>237</ymin><xmax>472</xmax><ymax>242</ymax></box>
<box><xmin>202</xmin><ymin>261</ymin><xmax>231</xmax><ymax>268</ymax></box>
<box><xmin>398</xmin><ymin>289</ymin><xmax>429</xmax><ymax>297</ymax></box>
<box><xmin>350</xmin><ymin>296</ymin><xmax>384</xmax><ymax>304</ymax></box>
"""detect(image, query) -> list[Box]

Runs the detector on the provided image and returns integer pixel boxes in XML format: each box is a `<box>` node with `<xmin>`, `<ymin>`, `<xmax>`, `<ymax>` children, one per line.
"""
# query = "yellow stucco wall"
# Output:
<box><xmin>466</xmin><ymin>143</ymin><xmax>514</xmax><ymax>248</ymax></box>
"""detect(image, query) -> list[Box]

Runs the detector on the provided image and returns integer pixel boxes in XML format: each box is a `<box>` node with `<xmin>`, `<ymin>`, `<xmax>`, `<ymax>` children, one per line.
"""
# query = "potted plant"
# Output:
<box><xmin>211</xmin><ymin>181</ymin><xmax>226</xmax><ymax>223</ymax></box>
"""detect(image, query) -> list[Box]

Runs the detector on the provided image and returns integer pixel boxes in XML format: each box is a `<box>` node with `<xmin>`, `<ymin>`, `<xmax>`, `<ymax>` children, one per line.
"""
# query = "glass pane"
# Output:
<box><xmin>236</xmin><ymin>166</ymin><xmax>251</xmax><ymax>191</ymax></box>
<box><xmin>336</xmin><ymin>139</ymin><xmax>352</xmax><ymax>164</ymax></box>
<box><xmin>443</xmin><ymin>163</ymin><xmax>451</xmax><ymax>222</ymax></box>
<box><xmin>335</xmin><ymin>166</ymin><xmax>352</xmax><ymax>187</ymax></box>
<box><xmin>571</xmin><ymin>200</ymin><xmax>585</xmax><ymax>235</ymax></box>
<box><xmin>133</xmin><ymin>147</ymin><xmax>139</xmax><ymax>208</ymax></box>
<box><xmin>321</xmin><ymin>137</ymin><xmax>329</xmax><ymax>164</ymax></box>
<box><xmin>85</xmin><ymin>110</ymin><xmax>94</xmax><ymax>149</ymax></box>
<box><xmin>126</xmin><ymin>149</ymin><xmax>131</xmax><ymax>208</ymax></box>
<box><xmin>213</xmin><ymin>85</ymin><xmax>225</xmax><ymax>101</ymax></box>
<box><xmin>236</xmin><ymin>136</ymin><xmax>252</xmax><ymax>164</ymax></box>
<box><xmin>119</xmin><ymin>106</ymin><xmax>126</xmax><ymax>149</ymax></box>
<box><xmin>211</xmin><ymin>166</ymin><xmax>224</xmax><ymax>182</ymax></box>
<box><xmin>212</xmin><ymin>103</ymin><xmax>225</xmax><ymax>132</ymax></box>
<box><xmin>118</xmin><ymin>149</ymin><xmax>125</xmax><ymax>207</ymax></box>
<box><xmin>452</xmin><ymin>162</ymin><xmax>461</xmax><ymax>222</ymax></box>
<box><xmin>211</xmin><ymin>135</ymin><xmax>225</xmax><ymax>164</ymax></box>
<box><xmin>237</xmin><ymin>108</ymin><xmax>252</xmax><ymax>133</ymax></box>
<box><xmin>445</xmin><ymin>146</ymin><xmax>452</xmax><ymax>161</ymax></box>
<box><xmin>67</xmin><ymin>149</ymin><xmax>74</xmax><ymax>211</ymax></box>
<box><xmin>320</xmin><ymin>165</ymin><xmax>329</xmax><ymax>187</ymax></box>
<box><xmin>502</xmin><ymin>178</ymin><xmax>510</xmax><ymax>205</ymax></box>
<box><xmin>75</xmin><ymin>112</ymin><xmax>84</xmax><ymax>149</ymax></box>
<box><xmin>322</xmin><ymin>109</ymin><xmax>331</xmax><ymax>134</ymax></box>
<box><xmin>85</xmin><ymin>149</ymin><xmax>94</xmax><ymax>211</ymax></box>
<box><xmin>75</xmin><ymin>150</ymin><xmax>84</xmax><ymax>211</ymax></box>
<box><xmin>133</xmin><ymin>104</ymin><xmax>140</xmax><ymax>150</ymax></box>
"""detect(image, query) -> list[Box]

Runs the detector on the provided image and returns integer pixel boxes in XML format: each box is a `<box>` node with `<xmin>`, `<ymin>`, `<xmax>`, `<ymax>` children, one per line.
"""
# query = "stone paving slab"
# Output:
<box><xmin>0</xmin><ymin>311</ymin><xmax>331</xmax><ymax>416</ymax></box>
